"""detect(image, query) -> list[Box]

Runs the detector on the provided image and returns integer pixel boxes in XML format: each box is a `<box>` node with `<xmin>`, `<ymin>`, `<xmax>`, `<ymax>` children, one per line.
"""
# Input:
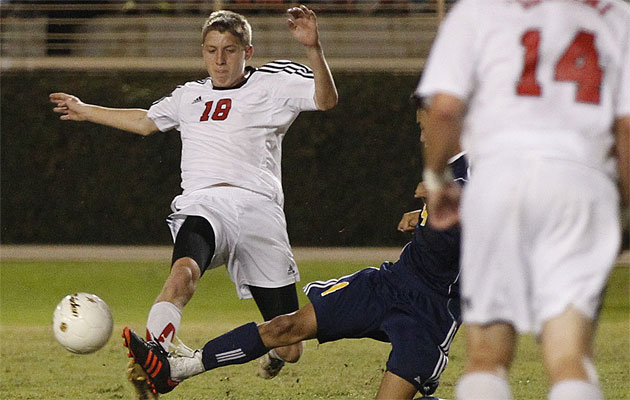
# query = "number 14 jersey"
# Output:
<box><xmin>417</xmin><ymin>0</ymin><xmax>630</xmax><ymax>176</ymax></box>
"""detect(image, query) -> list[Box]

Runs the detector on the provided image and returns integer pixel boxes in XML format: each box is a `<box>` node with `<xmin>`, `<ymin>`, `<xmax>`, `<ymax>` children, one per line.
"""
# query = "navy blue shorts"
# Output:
<box><xmin>303</xmin><ymin>262</ymin><xmax>460</xmax><ymax>395</ymax></box>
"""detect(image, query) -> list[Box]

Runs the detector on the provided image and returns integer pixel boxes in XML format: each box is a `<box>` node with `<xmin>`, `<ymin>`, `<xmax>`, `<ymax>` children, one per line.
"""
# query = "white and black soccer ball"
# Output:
<box><xmin>52</xmin><ymin>292</ymin><xmax>113</xmax><ymax>354</ymax></box>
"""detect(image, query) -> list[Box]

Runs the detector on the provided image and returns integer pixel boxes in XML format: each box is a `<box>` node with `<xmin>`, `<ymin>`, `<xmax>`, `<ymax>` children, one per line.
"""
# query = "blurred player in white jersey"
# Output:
<box><xmin>50</xmin><ymin>5</ymin><xmax>337</xmax><ymax>397</ymax></box>
<box><xmin>416</xmin><ymin>0</ymin><xmax>630</xmax><ymax>399</ymax></box>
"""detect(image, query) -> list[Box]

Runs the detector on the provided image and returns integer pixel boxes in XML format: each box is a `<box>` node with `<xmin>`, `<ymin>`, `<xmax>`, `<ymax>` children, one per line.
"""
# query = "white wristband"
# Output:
<box><xmin>423</xmin><ymin>168</ymin><xmax>453</xmax><ymax>192</ymax></box>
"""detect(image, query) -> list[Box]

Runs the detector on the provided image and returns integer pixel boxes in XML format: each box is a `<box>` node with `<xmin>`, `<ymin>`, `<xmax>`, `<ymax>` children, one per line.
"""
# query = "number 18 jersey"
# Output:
<box><xmin>417</xmin><ymin>0</ymin><xmax>630</xmax><ymax>175</ymax></box>
<box><xmin>148</xmin><ymin>61</ymin><xmax>317</xmax><ymax>206</ymax></box>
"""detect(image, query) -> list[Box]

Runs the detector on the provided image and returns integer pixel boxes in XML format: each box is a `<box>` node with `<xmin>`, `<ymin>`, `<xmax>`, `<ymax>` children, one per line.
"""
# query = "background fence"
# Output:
<box><xmin>1</xmin><ymin>0</ymin><xmax>445</xmax><ymax>246</ymax></box>
<box><xmin>1</xmin><ymin>0</ymin><xmax>446</xmax><ymax>71</ymax></box>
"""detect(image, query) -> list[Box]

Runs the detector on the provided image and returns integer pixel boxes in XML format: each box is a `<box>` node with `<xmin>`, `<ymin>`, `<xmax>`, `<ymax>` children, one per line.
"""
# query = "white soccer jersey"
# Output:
<box><xmin>148</xmin><ymin>61</ymin><xmax>317</xmax><ymax>205</ymax></box>
<box><xmin>417</xmin><ymin>0</ymin><xmax>630</xmax><ymax>174</ymax></box>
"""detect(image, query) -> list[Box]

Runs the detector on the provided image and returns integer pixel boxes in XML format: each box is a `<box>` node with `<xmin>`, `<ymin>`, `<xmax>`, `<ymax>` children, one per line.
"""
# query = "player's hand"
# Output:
<box><xmin>426</xmin><ymin>183</ymin><xmax>461</xmax><ymax>230</ymax></box>
<box><xmin>398</xmin><ymin>210</ymin><xmax>421</xmax><ymax>232</ymax></box>
<box><xmin>49</xmin><ymin>92</ymin><xmax>88</xmax><ymax>121</ymax></box>
<box><xmin>414</xmin><ymin>182</ymin><xmax>428</xmax><ymax>199</ymax></box>
<box><xmin>287</xmin><ymin>5</ymin><xmax>320</xmax><ymax>48</ymax></box>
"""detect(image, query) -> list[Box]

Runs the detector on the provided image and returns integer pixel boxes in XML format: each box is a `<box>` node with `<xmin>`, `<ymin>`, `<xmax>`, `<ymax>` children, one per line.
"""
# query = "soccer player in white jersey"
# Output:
<box><xmin>416</xmin><ymin>0</ymin><xmax>630</xmax><ymax>399</ymax></box>
<box><xmin>50</xmin><ymin>5</ymin><xmax>337</xmax><ymax>397</ymax></box>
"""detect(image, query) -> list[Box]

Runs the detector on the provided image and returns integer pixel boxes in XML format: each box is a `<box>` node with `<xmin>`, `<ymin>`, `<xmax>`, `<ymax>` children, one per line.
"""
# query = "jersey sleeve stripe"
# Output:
<box><xmin>257</xmin><ymin>60</ymin><xmax>314</xmax><ymax>78</ymax></box>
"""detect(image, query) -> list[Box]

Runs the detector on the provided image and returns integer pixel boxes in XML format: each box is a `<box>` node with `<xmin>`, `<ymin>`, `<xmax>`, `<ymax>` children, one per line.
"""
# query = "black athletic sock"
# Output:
<box><xmin>201</xmin><ymin>322</ymin><xmax>268</xmax><ymax>371</ymax></box>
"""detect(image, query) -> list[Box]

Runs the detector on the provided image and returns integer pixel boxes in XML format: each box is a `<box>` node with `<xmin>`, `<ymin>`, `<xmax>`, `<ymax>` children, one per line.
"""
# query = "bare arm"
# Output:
<box><xmin>423</xmin><ymin>93</ymin><xmax>466</xmax><ymax>229</ymax></box>
<box><xmin>49</xmin><ymin>92</ymin><xmax>159</xmax><ymax>136</ymax></box>
<box><xmin>424</xmin><ymin>94</ymin><xmax>465</xmax><ymax>175</ymax></box>
<box><xmin>287</xmin><ymin>6</ymin><xmax>338</xmax><ymax>111</ymax></box>
<box><xmin>614</xmin><ymin>116</ymin><xmax>630</xmax><ymax>208</ymax></box>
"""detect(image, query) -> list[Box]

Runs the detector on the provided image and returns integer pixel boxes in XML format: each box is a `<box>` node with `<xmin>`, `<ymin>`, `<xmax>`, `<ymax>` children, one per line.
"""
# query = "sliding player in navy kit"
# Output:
<box><xmin>122</xmin><ymin>103</ymin><xmax>469</xmax><ymax>399</ymax></box>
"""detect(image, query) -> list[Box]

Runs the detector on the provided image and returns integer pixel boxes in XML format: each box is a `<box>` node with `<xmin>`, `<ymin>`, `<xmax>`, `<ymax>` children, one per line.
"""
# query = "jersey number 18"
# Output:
<box><xmin>200</xmin><ymin>98</ymin><xmax>232</xmax><ymax>121</ymax></box>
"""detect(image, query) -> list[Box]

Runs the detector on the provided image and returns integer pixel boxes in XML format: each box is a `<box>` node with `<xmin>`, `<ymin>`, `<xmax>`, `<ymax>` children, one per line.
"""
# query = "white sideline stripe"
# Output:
<box><xmin>1</xmin><ymin>245</ymin><xmax>628</xmax><ymax>265</ymax></box>
<box><xmin>0</xmin><ymin>245</ymin><xmax>407</xmax><ymax>263</ymax></box>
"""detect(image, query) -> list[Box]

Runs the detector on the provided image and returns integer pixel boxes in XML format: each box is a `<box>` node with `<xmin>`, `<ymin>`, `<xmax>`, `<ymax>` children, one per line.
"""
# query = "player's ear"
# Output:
<box><xmin>244</xmin><ymin>45</ymin><xmax>254</xmax><ymax>61</ymax></box>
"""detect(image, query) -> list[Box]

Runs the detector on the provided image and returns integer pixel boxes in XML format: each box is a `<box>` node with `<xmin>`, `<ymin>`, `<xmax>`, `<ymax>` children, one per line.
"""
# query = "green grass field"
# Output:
<box><xmin>1</xmin><ymin>259</ymin><xmax>628</xmax><ymax>399</ymax></box>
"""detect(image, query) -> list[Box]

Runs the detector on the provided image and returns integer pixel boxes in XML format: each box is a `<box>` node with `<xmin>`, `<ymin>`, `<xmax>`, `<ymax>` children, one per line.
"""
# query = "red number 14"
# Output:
<box><xmin>516</xmin><ymin>29</ymin><xmax>603</xmax><ymax>104</ymax></box>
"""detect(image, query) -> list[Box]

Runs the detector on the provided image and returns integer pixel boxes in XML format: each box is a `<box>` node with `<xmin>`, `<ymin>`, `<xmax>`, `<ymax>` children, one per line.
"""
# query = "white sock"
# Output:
<box><xmin>548</xmin><ymin>380</ymin><xmax>603</xmax><ymax>400</ymax></box>
<box><xmin>456</xmin><ymin>372</ymin><xmax>512</xmax><ymax>400</ymax></box>
<box><xmin>146</xmin><ymin>301</ymin><xmax>182</xmax><ymax>351</ymax></box>
<box><xmin>170</xmin><ymin>350</ymin><xmax>204</xmax><ymax>382</ymax></box>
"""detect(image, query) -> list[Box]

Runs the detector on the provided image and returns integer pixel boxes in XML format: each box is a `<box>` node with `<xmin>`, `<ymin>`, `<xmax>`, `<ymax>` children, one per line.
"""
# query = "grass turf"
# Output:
<box><xmin>1</xmin><ymin>259</ymin><xmax>628</xmax><ymax>399</ymax></box>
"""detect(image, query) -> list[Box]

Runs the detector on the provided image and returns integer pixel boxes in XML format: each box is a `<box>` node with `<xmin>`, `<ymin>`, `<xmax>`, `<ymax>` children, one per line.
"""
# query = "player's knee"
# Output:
<box><xmin>171</xmin><ymin>257</ymin><xmax>202</xmax><ymax>283</ymax></box>
<box><xmin>467</xmin><ymin>345</ymin><xmax>511</xmax><ymax>373</ymax></box>
<box><xmin>466</xmin><ymin>327</ymin><xmax>515</xmax><ymax>373</ymax></box>
<box><xmin>160</xmin><ymin>257</ymin><xmax>201</xmax><ymax>305</ymax></box>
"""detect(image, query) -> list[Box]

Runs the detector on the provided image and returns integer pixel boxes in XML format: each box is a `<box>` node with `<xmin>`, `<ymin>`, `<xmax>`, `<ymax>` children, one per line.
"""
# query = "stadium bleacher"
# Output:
<box><xmin>1</xmin><ymin>0</ymin><xmax>448</xmax><ymax>71</ymax></box>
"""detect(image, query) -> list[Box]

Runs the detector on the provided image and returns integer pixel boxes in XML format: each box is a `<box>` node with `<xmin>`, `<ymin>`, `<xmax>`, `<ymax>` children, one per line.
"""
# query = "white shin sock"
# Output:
<box><xmin>456</xmin><ymin>372</ymin><xmax>512</xmax><ymax>400</ymax></box>
<box><xmin>145</xmin><ymin>301</ymin><xmax>182</xmax><ymax>351</ymax></box>
<box><xmin>548</xmin><ymin>379</ymin><xmax>603</xmax><ymax>400</ymax></box>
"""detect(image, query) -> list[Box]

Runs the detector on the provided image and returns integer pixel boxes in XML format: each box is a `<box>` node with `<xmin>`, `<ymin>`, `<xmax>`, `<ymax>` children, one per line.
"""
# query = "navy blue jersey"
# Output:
<box><xmin>395</xmin><ymin>153</ymin><xmax>469</xmax><ymax>297</ymax></box>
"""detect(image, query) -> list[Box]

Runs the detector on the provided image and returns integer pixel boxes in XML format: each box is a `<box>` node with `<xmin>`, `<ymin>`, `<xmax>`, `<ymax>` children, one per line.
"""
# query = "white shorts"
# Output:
<box><xmin>167</xmin><ymin>186</ymin><xmax>299</xmax><ymax>299</ymax></box>
<box><xmin>460</xmin><ymin>156</ymin><xmax>620</xmax><ymax>334</ymax></box>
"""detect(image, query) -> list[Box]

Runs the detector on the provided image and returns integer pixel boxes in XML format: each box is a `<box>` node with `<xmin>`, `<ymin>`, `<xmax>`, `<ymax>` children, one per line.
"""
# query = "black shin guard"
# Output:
<box><xmin>171</xmin><ymin>216</ymin><xmax>216</xmax><ymax>274</ymax></box>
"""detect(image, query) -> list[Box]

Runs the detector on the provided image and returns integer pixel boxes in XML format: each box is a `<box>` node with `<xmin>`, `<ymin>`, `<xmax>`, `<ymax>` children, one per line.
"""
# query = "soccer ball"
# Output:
<box><xmin>52</xmin><ymin>292</ymin><xmax>113</xmax><ymax>354</ymax></box>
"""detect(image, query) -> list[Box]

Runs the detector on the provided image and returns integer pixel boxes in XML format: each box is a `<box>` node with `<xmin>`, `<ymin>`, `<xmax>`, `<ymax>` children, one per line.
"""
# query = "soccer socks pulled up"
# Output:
<box><xmin>146</xmin><ymin>301</ymin><xmax>182</xmax><ymax>351</ymax></box>
<box><xmin>548</xmin><ymin>380</ymin><xmax>603</xmax><ymax>400</ymax></box>
<box><xmin>201</xmin><ymin>322</ymin><xmax>268</xmax><ymax>371</ymax></box>
<box><xmin>455</xmin><ymin>372</ymin><xmax>512</xmax><ymax>400</ymax></box>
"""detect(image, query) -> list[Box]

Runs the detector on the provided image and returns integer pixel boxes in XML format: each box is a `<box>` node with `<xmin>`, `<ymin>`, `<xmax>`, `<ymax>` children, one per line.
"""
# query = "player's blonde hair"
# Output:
<box><xmin>202</xmin><ymin>10</ymin><xmax>252</xmax><ymax>48</ymax></box>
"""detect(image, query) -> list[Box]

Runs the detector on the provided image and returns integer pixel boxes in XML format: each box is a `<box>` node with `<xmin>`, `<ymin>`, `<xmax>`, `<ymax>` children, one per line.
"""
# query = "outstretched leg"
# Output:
<box><xmin>167</xmin><ymin>302</ymin><xmax>319</xmax><ymax>384</ymax></box>
<box><xmin>146</xmin><ymin>216</ymin><xmax>214</xmax><ymax>349</ymax></box>
<box><xmin>126</xmin><ymin>216</ymin><xmax>214</xmax><ymax>398</ymax></box>
<box><xmin>199</xmin><ymin>303</ymin><xmax>317</xmax><ymax>370</ymax></box>
<box><xmin>122</xmin><ymin>304</ymin><xmax>318</xmax><ymax>394</ymax></box>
